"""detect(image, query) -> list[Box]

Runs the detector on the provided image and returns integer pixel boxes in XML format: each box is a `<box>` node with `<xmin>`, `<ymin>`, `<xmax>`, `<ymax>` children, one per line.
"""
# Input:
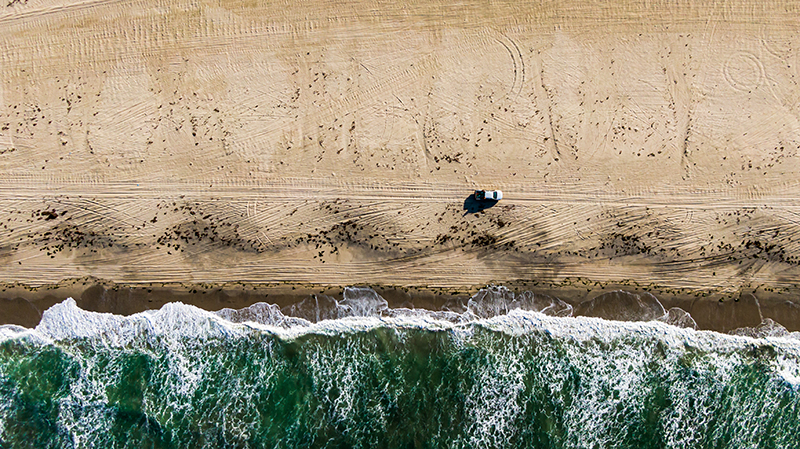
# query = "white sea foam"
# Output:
<box><xmin>776</xmin><ymin>355</ymin><xmax>800</xmax><ymax>387</ymax></box>
<box><xmin>3</xmin><ymin>290</ymin><xmax>800</xmax><ymax>448</ymax></box>
<box><xmin>217</xmin><ymin>302</ymin><xmax>311</xmax><ymax>327</ymax></box>
<box><xmin>4</xmin><ymin>293</ymin><xmax>797</xmax><ymax>362</ymax></box>
<box><xmin>466</xmin><ymin>286</ymin><xmax>573</xmax><ymax>319</ymax></box>
<box><xmin>463</xmin><ymin>333</ymin><xmax>527</xmax><ymax>448</ymax></box>
<box><xmin>340</xmin><ymin>286</ymin><xmax>389</xmax><ymax>317</ymax></box>
<box><xmin>381</xmin><ymin>307</ymin><xmax>468</xmax><ymax>324</ymax></box>
<box><xmin>33</xmin><ymin>298</ymin><xmax>251</xmax><ymax>345</ymax></box>
<box><xmin>0</xmin><ymin>324</ymin><xmax>38</xmax><ymax>342</ymax></box>
<box><xmin>36</xmin><ymin>298</ymin><xmax>127</xmax><ymax>343</ymax></box>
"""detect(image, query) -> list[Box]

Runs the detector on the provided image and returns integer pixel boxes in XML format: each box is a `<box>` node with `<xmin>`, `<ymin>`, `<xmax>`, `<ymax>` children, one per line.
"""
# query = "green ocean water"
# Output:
<box><xmin>1</xmin><ymin>297</ymin><xmax>799</xmax><ymax>448</ymax></box>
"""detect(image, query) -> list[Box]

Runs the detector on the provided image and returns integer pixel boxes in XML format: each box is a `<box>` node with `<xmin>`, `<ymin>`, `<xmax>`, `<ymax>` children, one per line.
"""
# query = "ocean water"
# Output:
<box><xmin>1</xmin><ymin>287</ymin><xmax>799</xmax><ymax>448</ymax></box>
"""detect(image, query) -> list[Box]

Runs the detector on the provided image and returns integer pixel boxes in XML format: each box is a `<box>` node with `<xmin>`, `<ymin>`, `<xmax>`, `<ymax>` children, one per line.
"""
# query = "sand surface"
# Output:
<box><xmin>2</xmin><ymin>0</ymin><xmax>800</xmax><ymax>327</ymax></box>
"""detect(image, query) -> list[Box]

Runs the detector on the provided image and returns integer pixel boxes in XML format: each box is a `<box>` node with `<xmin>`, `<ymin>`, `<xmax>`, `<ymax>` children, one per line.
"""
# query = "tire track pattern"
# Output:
<box><xmin>1</xmin><ymin>180</ymin><xmax>800</xmax><ymax>292</ymax></box>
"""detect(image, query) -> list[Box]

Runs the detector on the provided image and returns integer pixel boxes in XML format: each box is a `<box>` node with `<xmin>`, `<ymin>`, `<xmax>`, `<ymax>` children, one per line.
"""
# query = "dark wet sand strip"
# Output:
<box><xmin>2</xmin><ymin>278</ymin><xmax>799</xmax><ymax>333</ymax></box>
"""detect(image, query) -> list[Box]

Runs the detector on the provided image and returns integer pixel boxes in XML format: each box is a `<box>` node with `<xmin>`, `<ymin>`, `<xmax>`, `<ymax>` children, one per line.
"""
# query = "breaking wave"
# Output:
<box><xmin>1</xmin><ymin>286</ymin><xmax>799</xmax><ymax>448</ymax></box>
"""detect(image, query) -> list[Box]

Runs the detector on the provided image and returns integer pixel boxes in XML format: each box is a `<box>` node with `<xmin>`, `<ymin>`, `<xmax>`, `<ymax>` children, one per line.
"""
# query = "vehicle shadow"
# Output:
<box><xmin>463</xmin><ymin>194</ymin><xmax>498</xmax><ymax>215</ymax></box>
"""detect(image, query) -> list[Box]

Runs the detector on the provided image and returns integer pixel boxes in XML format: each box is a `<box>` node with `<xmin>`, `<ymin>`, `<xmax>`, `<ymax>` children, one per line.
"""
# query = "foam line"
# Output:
<box><xmin>17</xmin><ymin>296</ymin><xmax>800</xmax><ymax>355</ymax></box>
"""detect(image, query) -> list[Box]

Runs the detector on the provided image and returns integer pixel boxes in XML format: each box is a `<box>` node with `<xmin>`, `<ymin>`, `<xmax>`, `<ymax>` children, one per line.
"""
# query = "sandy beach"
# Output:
<box><xmin>2</xmin><ymin>0</ymin><xmax>800</xmax><ymax>330</ymax></box>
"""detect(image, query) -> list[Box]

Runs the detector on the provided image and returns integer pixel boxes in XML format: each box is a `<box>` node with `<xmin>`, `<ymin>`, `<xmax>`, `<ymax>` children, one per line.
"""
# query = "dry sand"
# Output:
<box><xmin>2</xmin><ymin>0</ymin><xmax>800</xmax><ymax>329</ymax></box>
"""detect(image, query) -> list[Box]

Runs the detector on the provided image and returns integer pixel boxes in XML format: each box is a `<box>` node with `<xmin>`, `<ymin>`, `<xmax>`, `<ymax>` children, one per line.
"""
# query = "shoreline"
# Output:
<box><xmin>3</xmin><ymin>277</ymin><xmax>799</xmax><ymax>333</ymax></box>
<box><xmin>3</xmin><ymin>0</ymin><xmax>800</xmax><ymax>338</ymax></box>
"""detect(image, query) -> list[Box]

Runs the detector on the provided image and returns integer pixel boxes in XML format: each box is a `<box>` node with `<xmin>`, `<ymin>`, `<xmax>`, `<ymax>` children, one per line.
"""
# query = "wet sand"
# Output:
<box><xmin>3</xmin><ymin>278</ymin><xmax>800</xmax><ymax>334</ymax></box>
<box><xmin>2</xmin><ymin>0</ymin><xmax>800</xmax><ymax>331</ymax></box>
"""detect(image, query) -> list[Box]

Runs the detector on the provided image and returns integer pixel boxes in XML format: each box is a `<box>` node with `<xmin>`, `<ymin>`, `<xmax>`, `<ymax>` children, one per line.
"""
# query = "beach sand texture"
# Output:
<box><xmin>2</xmin><ymin>1</ymin><xmax>800</xmax><ymax>312</ymax></box>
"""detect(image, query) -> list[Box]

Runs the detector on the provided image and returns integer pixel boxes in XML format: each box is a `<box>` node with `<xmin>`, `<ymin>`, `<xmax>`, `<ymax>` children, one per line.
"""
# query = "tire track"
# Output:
<box><xmin>5</xmin><ymin>177</ymin><xmax>800</xmax><ymax>208</ymax></box>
